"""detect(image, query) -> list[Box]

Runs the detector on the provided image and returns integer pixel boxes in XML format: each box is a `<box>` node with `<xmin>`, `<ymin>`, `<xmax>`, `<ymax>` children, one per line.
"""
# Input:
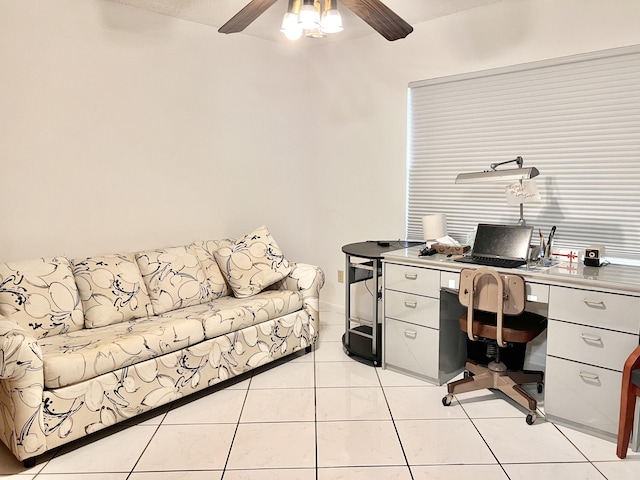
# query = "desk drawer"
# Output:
<box><xmin>549</xmin><ymin>286</ymin><xmax>640</xmax><ymax>334</ymax></box>
<box><xmin>385</xmin><ymin>318</ymin><xmax>438</xmax><ymax>380</ymax></box>
<box><xmin>385</xmin><ymin>290</ymin><xmax>439</xmax><ymax>329</ymax></box>
<box><xmin>545</xmin><ymin>356</ymin><xmax>621</xmax><ymax>437</ymax></box>
<box><xmin>547</xmin><ymin>319</ymin><xmax>639</xmax><ymax>371</ymax></box>
<box><xmin>385</xmin><ymin>263</ymin><xmax>440</xmax><ymax>297</ymax></box>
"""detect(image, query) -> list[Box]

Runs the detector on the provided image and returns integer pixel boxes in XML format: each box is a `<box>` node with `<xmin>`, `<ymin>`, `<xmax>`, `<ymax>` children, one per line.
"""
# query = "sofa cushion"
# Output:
<box><xmin>72</xmin><ymin>253</ymin><xmax>153</xmax><ymax>328</ymax></box>
<box><xmin>136</xmin><ymin>245</ymin><xmax>212</xmax><ymax>315</ymax></box>
<box><xmin>190</xmin><ymin>240</ymin><xmax>232</xmax><ymax>299</ymax></box>
<box><xmin>39</xmin><ymin>315</ymin><xmax>206</xmax><ymax>388</ymax></box>
<box><xmin>158</xmin><ymin>289</ymin><xmax>304</xmax><ymax>339</ymax></box>
<box><xmin>213</xmin><ymin>226</ymin><xmax>292</xmax><ymax>298</ymax></box>
<box><xmin>0</xmin><ymin>256</ymin><xmax>84</xmax><ymax>339</ymax></box>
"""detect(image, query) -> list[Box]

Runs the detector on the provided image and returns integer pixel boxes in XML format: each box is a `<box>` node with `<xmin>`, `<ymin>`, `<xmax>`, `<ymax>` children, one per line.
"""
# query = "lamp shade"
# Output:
<box><xmin>422</xmin><ymin>214</ymin><xmax>447</xmax><ymax>241</ymax></box>
<box><xmin>455</xmin><ymin>167</ymin><xmax>539</xmax><ymax>183</ymax></box>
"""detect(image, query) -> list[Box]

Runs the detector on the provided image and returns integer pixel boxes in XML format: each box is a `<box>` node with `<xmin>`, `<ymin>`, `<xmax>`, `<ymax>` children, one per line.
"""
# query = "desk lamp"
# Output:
<box><xmin>455</xmin><ymin>156</ymin><xmax>540</xmax><ymax>225</ymax></box>
<box><xmin>422</xmin><ymin>213</ymin><xmax>447</xmax><ymax>247</ymax></box>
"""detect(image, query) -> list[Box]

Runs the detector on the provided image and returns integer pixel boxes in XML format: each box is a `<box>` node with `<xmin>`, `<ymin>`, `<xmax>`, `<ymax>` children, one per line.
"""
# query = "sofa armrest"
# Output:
<box><xmin>0</xmin><ymin>318</ymin><xmax>47</xmax><ymax>461</ymax></box>
<box><xmin>277</xmin><ymin>263</ymin><xmax>325</xmax><ymax>342</ymax></box>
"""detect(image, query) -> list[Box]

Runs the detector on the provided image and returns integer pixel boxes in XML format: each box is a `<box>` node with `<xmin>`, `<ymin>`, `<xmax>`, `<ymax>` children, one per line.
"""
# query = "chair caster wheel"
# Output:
<box><xmin>442</xmin><ymin>394</ymin><xmax>453</xmax><ymax>406</ymax></box>
<box><xmin>526</xmin><ymin>413</ymin><xmax>537</xmax><ymax>425</ymax></box>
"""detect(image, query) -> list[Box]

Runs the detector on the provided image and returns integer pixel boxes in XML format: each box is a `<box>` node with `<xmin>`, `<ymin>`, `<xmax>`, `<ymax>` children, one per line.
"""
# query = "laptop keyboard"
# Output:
<box><xmin>455</xmin><ymin>255</ymin><xmax>526</xmax><ymax>269</ymax></box>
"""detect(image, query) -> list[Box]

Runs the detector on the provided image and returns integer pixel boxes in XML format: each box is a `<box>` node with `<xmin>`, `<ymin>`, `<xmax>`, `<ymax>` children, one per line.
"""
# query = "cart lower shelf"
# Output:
<box><xmin>342</xmin><ymin>324</ymin><xmax>382</xmax><ymax>366</ymax></box>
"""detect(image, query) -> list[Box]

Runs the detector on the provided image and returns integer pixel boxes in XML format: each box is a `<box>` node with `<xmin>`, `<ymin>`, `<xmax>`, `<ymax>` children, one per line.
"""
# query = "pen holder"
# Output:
<box><xmin>528</xmin><ymin>245</ymin><xmax>541</xmax><ymax>262</ymax></box>
<box><xmin>539</xmin><ymin>240</ymin><xmax>554</xmax><ymax>266</ymax></box>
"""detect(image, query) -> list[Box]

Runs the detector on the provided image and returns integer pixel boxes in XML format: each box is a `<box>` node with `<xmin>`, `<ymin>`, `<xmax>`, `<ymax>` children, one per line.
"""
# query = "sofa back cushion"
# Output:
<box><xmin>191</xmin><ymin>240</ymin><xmax>232</xmax><ymax>299</ymax></box>
<box><xmin>0</xmin><ymin>256</ymin><xmax>84</xmax><ymax>339</ymax></box>
<box><xmin>213</xmin><ymin>225</ymin><xmax>292</xmax><ymax>298</ymax></box>
<box><xmin>135</xmin><ymin>245</ymin><xmax>212</xmax><ymax>315</ymax></box>
<box><xmin>72</xmin><ymin>253</ymin><xmax>154</xmax><ymax>328</ymax></box>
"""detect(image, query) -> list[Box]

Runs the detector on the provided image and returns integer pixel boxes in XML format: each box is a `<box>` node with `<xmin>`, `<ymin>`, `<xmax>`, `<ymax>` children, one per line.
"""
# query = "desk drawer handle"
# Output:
<box><xmin>404</xmin><ymin>329</ymin><xmax>417</xmax><ymax>339</ymax></box>
<box><xmin>579</xmin><ymin>371</ymin><xmax>600</xmax><ymax>381</ymax></box>
<box><xmin>580</xmin><ymin>333</ymin><xmax>602</xmax><ymax>343</ymax></box>
<box><xmin>404</xmin><ymin>273</ymin><xmax>418</xmax><ymax>280</ymax></box>
<box><xmin>582</xmin><ymin>299</ymin><xmax>605</xmax><ymax>308</ymax></box>
<box><xmin>404</xmin><ymin>301</ymin><xmax>418</xmax><ymax>308</ymax></box>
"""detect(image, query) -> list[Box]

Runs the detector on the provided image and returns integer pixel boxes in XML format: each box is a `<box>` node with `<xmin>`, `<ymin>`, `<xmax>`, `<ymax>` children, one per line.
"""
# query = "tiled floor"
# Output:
<box><xmin>1</xmin><ymin>308</ymin><xmax>640</xmax><ymax>479</ymax></box>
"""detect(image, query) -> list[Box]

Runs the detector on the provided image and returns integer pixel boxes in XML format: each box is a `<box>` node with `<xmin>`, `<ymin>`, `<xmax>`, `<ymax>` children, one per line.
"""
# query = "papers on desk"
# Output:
<box><xmin>518</xmin><ymin>260</ymin><xmax>559</xmax><ymax>272</ymax></box>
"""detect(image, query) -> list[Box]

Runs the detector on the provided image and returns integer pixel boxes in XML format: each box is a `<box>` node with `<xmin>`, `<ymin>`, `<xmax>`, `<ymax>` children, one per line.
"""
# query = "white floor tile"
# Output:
<box><xmin>320</xmin><ymin>309</ymin><xmax>345</xmax><ymax>326</ymax></box>
<box><xmin>473</xmin><ymin>418</ymin><xmax>585</xmax><ymax>463</ymax></box>
<box><xmin>377</xmin><ymin>367</ymin><xmax>434</xmax><ymax>387</ymax></box>
<box><xmin>315</xmin><ymin>341</ymin><xmax>351</xmax><ymax>362</ymax></box>
<box><xmin>241</xmin><ymin>388</ymin><xmax>315</xmax><ymax>422</ymax></box>
<box><xmin>226</xmin><ymin>422</ymin><xmax>316</xmax><ymax>470</ymax></box>
<box><xmin>395</xmin><ymin>419</ymin><xmax>497</xmax><ymax>465</ymax></box>
<box><xmin>37</xmin><ymin>474</ymin><xmax>129</xmax><ymax>480</ymax></box>
<box><xmin>41</xmin><ymin>425</ymin><xmax>157</xmax><ymax>474</ymax></box>
<box><xmin>225</xmin><ymin>377</ymin><xmax>252</xmax><ymax>390</ymax></box>
<box><xmin>130</xmin><ymin>473</ymin><xmax>222</xmax><ymax>480</ymax></box>
<box><xmin>0</xmin><ymin>441</ymin><xmax>47</xmax><ymax>476</ymax></box>
<box><xmin>384</xmin><ymin>386</ymin><xmax>468</xmax><ymax>420</ymax></box>
<box><xmin>317</xmin><ymin>420</ymin><xmax>405</xmax><ymax>467</ymax></box>
<box><xmin>318</xmin><ymin>465</ymin><xmax>413</xmax><ymax>479</ymax></box>
<box><xmin>503</xmin><ymin>462</ymin><xmax>606</xmax><ymax>479</ymax></box>
<box><xmin>316</xmin><ymin>387</ymin><xmax>390</xmax><ymax>421</ymax></box>
<box><xmin>320</xmin><ymin>324</ymin><xmax>346</xmax><ymax>342</ymax></box>
<box><xmin>593</xmin><ymin>459</ymin><xmax>640</xmax><ymax>480</ymax></box>
<box><xmin>454</xmin><ymin>385</ymin><xmax>542</xmax><ymax>419</ymax></box>
<box><xmin>223</xmin><ymin>468</ymin><xmax>316</xmax><ymax>479</ymax></box>
<box><xmin>315</xmin><ymin>361</ymin><xmax>380</xmax><ymax>388</ymax></box>
<box><xmin>164</xmin><ymin>388</ymin><xmax>247</xmax><ymax>424</ymax></box>
<box><xmin>411</xmin><ymin>464</ymin><xmax>509</xmax><ymax>479</ymax></box>
<box><xmin>249</xmin><ymin>360</ymin><xmax>315</xmax><ymax>389</ymax></box>
<box><xmin>556</xmin><ymin>424</ymin><xmax>639</xmax><ymax>462</ymax></box>
<box><xmin>134</xmin><ymin>424</ymin><xmax>236</xmax><ymax>471</ymax></box>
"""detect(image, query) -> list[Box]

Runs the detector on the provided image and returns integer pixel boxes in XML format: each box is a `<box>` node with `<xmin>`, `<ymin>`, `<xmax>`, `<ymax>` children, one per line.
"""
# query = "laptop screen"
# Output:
<box><xmin>472</xmin><ymin>224</ymin><xmax>533</xmax><ymax>260</ymax></box>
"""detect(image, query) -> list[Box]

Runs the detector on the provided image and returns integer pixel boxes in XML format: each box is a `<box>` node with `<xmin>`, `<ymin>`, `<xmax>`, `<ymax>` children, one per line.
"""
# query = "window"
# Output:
<box><xmin>407</xmin><ymin>45</ymin><xmax>640</xmax><ymax>261</ymax></box>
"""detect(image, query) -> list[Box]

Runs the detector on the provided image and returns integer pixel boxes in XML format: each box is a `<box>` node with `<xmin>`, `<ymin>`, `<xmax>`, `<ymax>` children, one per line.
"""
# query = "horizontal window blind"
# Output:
<box><xmin>407</xmin><ymin>45</ymin><xmax>640</xmax><ymax>261</ymax></box>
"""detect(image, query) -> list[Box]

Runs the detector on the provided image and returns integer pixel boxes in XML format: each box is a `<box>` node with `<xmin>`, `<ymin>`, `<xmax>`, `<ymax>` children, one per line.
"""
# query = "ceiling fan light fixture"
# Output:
<box><xmin>219</xmin><ymin>0</ymin><xmax>412</xmax><ymax>42</ymax></box>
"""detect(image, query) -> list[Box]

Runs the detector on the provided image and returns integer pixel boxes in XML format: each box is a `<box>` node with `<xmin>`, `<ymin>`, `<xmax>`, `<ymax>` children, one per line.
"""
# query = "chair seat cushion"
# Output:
<box><xmin>459</xmin><ymin>310</ymin><xmax>547</xmax><ymax>344</ymax></box>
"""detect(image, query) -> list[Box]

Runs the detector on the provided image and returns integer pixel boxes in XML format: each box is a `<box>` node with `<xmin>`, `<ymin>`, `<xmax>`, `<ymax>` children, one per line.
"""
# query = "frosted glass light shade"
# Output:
<box><xmin>299</xmin><ymin>4</ymin><xmax>320</xmax><ymax>29</ymax></box>
<box><xmin>281</xmin><ymin>12</ymin><xmax>303</xmax><ymax>40</ymax></box>
<box><xmin>422</xmin><ymin>214</ymin><xmax>447</xmax><ymax>241</ymax></box>
<box><xmin>321</xmin><ymin>9</ymin><xmax>343</xmax><ymax>33</ymax></box>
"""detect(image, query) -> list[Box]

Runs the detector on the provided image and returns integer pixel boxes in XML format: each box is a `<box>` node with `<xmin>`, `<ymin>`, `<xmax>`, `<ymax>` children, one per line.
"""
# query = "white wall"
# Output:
<box><xmin>1</xmin><ymin>0</ymin><xmax>639</xmax><ymax>312</ymax></box>
<box><xmin>0</xmin><ymin>0</ymin><xmax>316</xmax><ymax>262</ymax></box>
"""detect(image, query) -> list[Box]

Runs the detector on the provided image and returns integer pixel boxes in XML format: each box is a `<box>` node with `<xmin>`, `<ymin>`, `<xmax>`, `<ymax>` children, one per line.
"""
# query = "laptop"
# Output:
<box><xmin>454</xmin><ymin>224</ymin><xmax>533</xmax><ymax>269</ymax></box>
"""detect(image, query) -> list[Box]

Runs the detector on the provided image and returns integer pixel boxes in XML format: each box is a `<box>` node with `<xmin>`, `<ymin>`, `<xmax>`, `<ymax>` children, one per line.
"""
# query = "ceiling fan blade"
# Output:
<box><xmin>218</xmin><ymin>0</ymin><xmax>279</xmax><ymax>34</ymax></box>
<box><xmin>339</xmin><ymin>0</ymin><xmax>413</xmax><ymax>41</ymax></box>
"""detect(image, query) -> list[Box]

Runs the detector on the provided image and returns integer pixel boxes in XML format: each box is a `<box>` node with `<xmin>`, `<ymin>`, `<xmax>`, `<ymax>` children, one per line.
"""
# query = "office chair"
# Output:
<box><xmin>442</xmin><ymin>267</ymin><xmax>547</xmax><ymax>424</ymax></box>
<box><xmin>617</xmin><ymin>344</ymin><xmax>640</xmax><ymax>458</ymax></box>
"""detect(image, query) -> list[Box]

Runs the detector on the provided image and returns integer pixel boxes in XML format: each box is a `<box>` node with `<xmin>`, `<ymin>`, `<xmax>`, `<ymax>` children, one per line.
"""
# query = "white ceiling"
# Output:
<box><xmin>109</xmin><ymin>0</ymin><xmax>502</xmax><ymax>44</ymax></box>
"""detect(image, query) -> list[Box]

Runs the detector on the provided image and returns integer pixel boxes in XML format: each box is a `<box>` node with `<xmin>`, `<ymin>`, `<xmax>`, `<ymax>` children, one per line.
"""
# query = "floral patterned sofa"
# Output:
<box><xmin>0</xmin><ymin>226</ymin><xmax>324</xmax><ymax>466</ymax></box>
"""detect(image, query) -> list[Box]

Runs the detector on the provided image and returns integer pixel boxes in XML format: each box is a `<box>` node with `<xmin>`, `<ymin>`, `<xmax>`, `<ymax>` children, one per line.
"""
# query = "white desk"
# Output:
<box><xmin>382</xmin><ymin>246</ymin><xmax>640</xmax><ymax>447</ymax></box>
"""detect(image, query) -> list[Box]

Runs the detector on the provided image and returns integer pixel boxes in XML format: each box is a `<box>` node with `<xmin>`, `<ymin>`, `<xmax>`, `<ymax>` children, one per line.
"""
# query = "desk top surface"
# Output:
<box><xmin>383</xmin><ymin>246</ymin><xmax>640</xmax><ymax>296</ymax></box>
<box><xmin>342</xmin><ymin>241</ymin><xmax>423</xmax><ymax>259</ymax></box>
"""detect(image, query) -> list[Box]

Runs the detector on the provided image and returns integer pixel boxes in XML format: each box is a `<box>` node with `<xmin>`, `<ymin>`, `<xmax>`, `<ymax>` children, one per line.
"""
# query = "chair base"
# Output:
<box><xmin>443</xmin><ymin>360</ymin><xmax>544</xmax><ymax>424</ymax></box>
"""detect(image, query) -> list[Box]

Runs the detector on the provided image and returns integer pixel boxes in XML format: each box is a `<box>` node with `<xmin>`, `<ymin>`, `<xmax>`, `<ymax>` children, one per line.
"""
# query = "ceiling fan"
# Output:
<box><xmin>218</xmin><ymin>0</ymin><xmax>413</xmax><ymax>42</ymax></box>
